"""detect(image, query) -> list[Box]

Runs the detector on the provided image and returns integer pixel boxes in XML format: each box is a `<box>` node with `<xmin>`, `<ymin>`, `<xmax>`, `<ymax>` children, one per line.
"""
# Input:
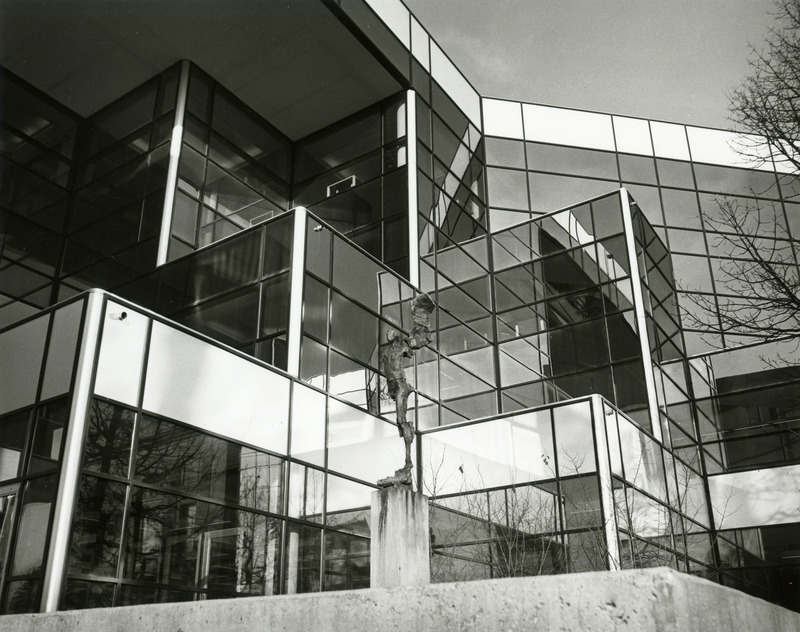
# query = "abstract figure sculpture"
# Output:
<box><xmin>377</xmin><ymin>293</ymin><xmax>436</xmax><ymax>488</ymax></box>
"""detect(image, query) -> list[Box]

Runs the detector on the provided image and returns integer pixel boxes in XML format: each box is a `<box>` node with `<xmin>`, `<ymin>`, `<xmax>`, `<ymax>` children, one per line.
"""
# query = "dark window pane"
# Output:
<box><xmin>566</xmin><ymin>530</ymin><xmax>608</xmax><ymax>572</ymax></box>
<box><xmin>549</xmin><ymin>319</ymin><xmax>609</xmax><ymax>375</ymax></box>
<box><xmin>117</xmin><ymin>584</ymin><xmax>195</xmax><ymax>606</ymax></box>
<box><xmin>591</xmin><ymin>193</ymin><xmax>624</xmax><ymax>239</ymax></box>
<box><xmin>660</xmin><ymin>188</ymin><xmax>701</xmax><ymax>229</ymax></box>
<box><xmin>306</xmin><ymin>217</ymin><xmax>332</xmax><ymax>281</ymax></box>
<box><xmin>323</xmin><ymin>531</ymin><xmax>369</xmax><ymax>591</ymax></box>
<box><xmin>10</xmin><ymin>475</ymin><xmax>57</xmax><ymax>576</ymax></box>
<box><xmin>554</xmin><ymin>367</ymin><xmax>614</xmax><ymax>402</ymax></box>
<box><xmin>260</xmin><ymin>273</ymin><xmax>290</xmax><ymax>337</ymax></box>
<box><xmin>331</xmin><ymin>238</ymin><xmax>383</xmax><ymax>310</ymax></box>
<box><xmin>60</xmin><ymin>579</ymin><xmax>115</xmax><ymax>610</ymax></box>
<box><xmin>68</xmin><ymin>475</ymin><xmax>127</xmax><ymax>577</ymax></box>
<box><xmin>0</xmin><ymin>410</ymin><xmax>29</xmax><ymax>482</ymax></box>
<box><xmin>300</xmin><ymin>336</ymin><xmax>327</xmax><ymax>388</ymax></box>
<box><xmin>84</xmin><ymin>400</ymin><xmax>134</xmax><ymax>477</ymax></box>
<box><xmin>613</xmin><ymin>361</ymin><xmax>650</xmax><ymax>413</ymax></box>
<box><xmin>262</xmin><ymin>216</ymin><xmax>293</xmax><ymax>278</ymax></box>
<box><xmin>2</xmin><ymin>579</ymin><xmax>40</xmax><ymax>614</ymax></box>
<box><xmin>28</xmin><ymin>399</ymin><xmax>69</xmax><ymax>474</ymax></box>
<box><xmin>179</xmin><ymin>287</ymin><xmax>258</xmax><ymax>348</ymax></box>
<box><xmin>561</xmin><ymin>477</ymin><xmax>603</xmax><ymax>529</ymax></box>
<box><xmin>606</xmin><ymin>312</ymin><xmax>641</xmax><ymax>362</ymax></box>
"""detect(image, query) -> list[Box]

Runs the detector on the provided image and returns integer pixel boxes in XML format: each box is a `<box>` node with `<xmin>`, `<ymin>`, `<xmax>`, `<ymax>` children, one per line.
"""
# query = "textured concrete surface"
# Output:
<box><xmin>2</xmin><ymin>568</ymin><xmax>799</xmax><ymax>632</ymax></box>
<box><xmin>370</xmin><ymin>487</ymin><xmax>430</xmax><ymax>588</ymax></box>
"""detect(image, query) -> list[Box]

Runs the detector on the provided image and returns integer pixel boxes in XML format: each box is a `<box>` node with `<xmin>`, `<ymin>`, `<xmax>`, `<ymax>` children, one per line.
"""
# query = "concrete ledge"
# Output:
<box><xmin>2</xmin><ymin>568</ymin><xmax>798</xmax><ymax>632</ymax></box>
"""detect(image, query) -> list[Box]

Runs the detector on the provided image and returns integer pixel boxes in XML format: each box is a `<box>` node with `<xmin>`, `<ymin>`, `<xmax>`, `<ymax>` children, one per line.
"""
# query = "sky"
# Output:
<box><xmin>403</xmin><ymin>0</ymin><xmax>778</xmax><ymax>130</ymax></box>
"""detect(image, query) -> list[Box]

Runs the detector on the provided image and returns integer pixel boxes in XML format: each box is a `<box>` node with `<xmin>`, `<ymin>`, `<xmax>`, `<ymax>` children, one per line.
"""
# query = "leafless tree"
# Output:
<box><xmin>680</xmin><ymin>0</ymin><xmax>800</xmax><ymax>355</ymax></box>
<box><xmin>730</xmin><ymin>0</ymin><xmax>800</xmax><ymax>172</ymax></box>
<box><xmin>683</xmin><ymin>197</ymin><xmax>800</xmax><ymax>350</ymax></box>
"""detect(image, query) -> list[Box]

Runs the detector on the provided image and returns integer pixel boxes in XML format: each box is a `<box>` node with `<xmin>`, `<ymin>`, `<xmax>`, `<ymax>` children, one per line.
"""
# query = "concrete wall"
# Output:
<box><xmin>2</xmin><ymin>568</ymin><xmax>798</xmax><ymax>632</ymax></box>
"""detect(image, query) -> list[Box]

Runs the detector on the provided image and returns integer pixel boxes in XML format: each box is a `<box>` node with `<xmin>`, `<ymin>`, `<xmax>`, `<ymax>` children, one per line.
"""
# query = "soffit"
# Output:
<box><xmin>0</xmin><ymin>0</ymin><xmax>401</xmax><ymax>139</ymax></box>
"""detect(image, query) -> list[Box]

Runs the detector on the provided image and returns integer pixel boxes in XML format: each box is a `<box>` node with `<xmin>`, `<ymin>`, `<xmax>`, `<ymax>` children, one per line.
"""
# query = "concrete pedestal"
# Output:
<box><xmin>370</xmin><ymin>486</ymin><xmax>430</xmax><ymax>588</ymax></box>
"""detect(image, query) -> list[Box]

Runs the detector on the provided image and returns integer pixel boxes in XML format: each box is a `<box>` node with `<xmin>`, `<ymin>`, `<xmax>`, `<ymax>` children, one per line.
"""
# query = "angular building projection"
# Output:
<box><xmin>1</xmin><ymin>0</ymin><xmax>798</xmax><ymax>615</ymax></box>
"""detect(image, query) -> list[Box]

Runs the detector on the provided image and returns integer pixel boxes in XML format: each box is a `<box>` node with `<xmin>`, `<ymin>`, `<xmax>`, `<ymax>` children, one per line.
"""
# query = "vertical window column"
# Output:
<box><xmin>407</xmin><ymin>89</ymin><xmax>420</xmax><ymax>287</ymax></box>
<box><xmin>591</xmin><ymin>395</ymin><xmax>621</xmax><ymax>571</ymax></box>
<box><xmin>619</xmin><ymin>189</ymin><xmax>663</xmax><ymax>442</ymax></box>
<box><xmin>156</xmin><ymin>60</ymin><xmax>191</xmax><ymax>266</ymax></box>
<box><xmin>286</xmin><ymin>207</ymin><xmax>308</xmax><ymax>377</ymax></box>
<box><xmin>40</xmin><ymin>291</ymin><xmax>104</xmax><ymax>612</ymax></box>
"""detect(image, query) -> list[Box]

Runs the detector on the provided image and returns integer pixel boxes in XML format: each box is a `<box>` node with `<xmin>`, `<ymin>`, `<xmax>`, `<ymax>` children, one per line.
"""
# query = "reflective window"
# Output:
<box><xmin>135</xmin><ymin>415</ymin><xmax>284</xmax><ymax>513</ymax></box>
<box><xmin>68</xmin><ymin>475</ymin><xmax>126</xmax><ymax>577</ymax></box>
<box><xmin>656</xmin><ymin>159</ymin><xmax>694</xmax><ymax>189</ymax></box>
<box><xmin>40</xmin><ymin>301</ymin><xmax>83</xmax><ymax>400</ymax></box>
<box><xmin>125</xmin><ymin>487</ymin><xmax>281</xmax><ymax>596</ymax></box>
<box><xmin>694</xmin><ymin>163</ymin><xmax>778</xmax><ymax>198</ymax></box>
<box><xmin>526</xmin><ymin>143</ymin><xmax>618</xmax><ymax>180</ymax></box>
<box><xmin>84</xmin><ymin>401</ymin><xmax>134</xmax><ymax>477</ymax></box>
<box><xmin>0</xmin><ymin>315</ymin><xmax>47</xmax><ymax>416</ymax></box>
<box><xmin>284</xmin><ymin>523</ymin><xmax>321</xmax><ymax>594</ymax></box>
<box><xmin>553</xmin><ymin>402</ymin><xmax>596</xmax><ymax>476</ymax></box>
<box><xmin>0</xmin><ymin>411</ymin><xmax>29</xmax><ymax>482</ymax></box>
<box><xmin>487</xmin><ymin>168</ymin><xmax>529</xmax><ymax>210</ymax></box>
<box><xmin>618</xmin><ymin>154</ymin><xmax>657</xmax><ymax>185</ymax></box>
<box><xmin>10</xmin><ymin>475</ymin><xmax>57</xmax><ymax>576</ymax></box>
<box><xmin>566</xmin><ymin>530</ymin><xmax>608</xmax><ymax>572</ymax></box>
<box><xmin>561</xmin><ymin>476</ymin><xmax>602</xmax><ymax>529</ymax></box>
<box><xmin>528</xmin><ymin>172</ymin><xmax>617</xmax><ymax>214</ymax></box>
<box><xmin>27</xmin><ymin>400</ymin><xmax>68</xmax><ymax>474</ymax></box>
<box><xmin>323</xmin><ymin>530</ymin><xmax>369</xmax><ymax>591</ymax></box>
<box><xmin>327</xmin><ymin>400</ymin><xmax>399</xmax><ymax>482</ymax></box>
<box><xmin>326</xmin><ymin>474</ymin><xmax>372</xmax><ymax>537</ymax></box>
<box><xmin>484</xmin><ymin>138</ymin><xmax>525</xmax><ymax>169</ymax></box>
<box><xmin>330</xmin><ymin>292</ymin><xmax>380</xmax><ymax>369</ymax></box>
<box><xmin>288</xmin><ymin>463</ymin><xmax>324</xmax><ymax>523</ymax></box>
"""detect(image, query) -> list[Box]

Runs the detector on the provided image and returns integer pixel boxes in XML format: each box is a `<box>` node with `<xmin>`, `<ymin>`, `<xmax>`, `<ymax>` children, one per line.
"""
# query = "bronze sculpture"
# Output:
<box><xmin>377</xmin><ymin>293</ymin><xmax>435</xmax><ymax>488</ymax></box>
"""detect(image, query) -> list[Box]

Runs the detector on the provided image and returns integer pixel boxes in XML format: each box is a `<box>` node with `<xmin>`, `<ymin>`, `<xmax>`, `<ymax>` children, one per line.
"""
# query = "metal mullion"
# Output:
<box><xmin>156</xmin><ymin>60</ymin><xmax>191</xmax><ymax>266</ymax></box>
<box><xmin>40</xmin><ymin>290</ymin><xmax>105</xmax><ymax>612</ymax></box>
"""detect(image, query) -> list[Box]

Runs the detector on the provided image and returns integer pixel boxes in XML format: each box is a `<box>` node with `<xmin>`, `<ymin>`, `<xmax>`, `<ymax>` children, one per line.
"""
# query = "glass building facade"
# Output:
<box><xmin>1</xmin><ymin>0</ymin><xmax>799</xmax><ymax>615</ymax></box>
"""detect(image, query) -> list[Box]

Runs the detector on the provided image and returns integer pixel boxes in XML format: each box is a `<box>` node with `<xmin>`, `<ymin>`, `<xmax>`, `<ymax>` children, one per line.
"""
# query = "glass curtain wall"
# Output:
<box><xmin>59</xmin><ymin>66</ymin><xmax>179</xmax><ymax>301</ymax></box>
<box><xmin>0</xmin><ymin>291</ymin><xmax>379</xmax><ymax>611</ymax></box>
<box><xmin>422</xmin><ymin>399</ymin><xmax>607</xmax><ymax>582</ymax></box>
<box><xmin>0</xmin><ymin>69</ymin><xmax>81</xmax><ymax>328</ymax></box>
<box><xmin>482</xmin><ymin>110</ymin><xmax>800</xmax><ymax>358</ymax></box>
<box><xmin>301</xmin><ymin>212</ymin><xmax>460</xmax><ymax>430</ymax></box>
<box><xmin>491</xmin><ymin>192</ymin><xmax>646</xmax><ymax>420</ymax></box>
<box><xmin>168</xmin><ymin>65</ymin><xmax>292</xmax><ymax>261</ymax></box>
<box><xmin>293</xmin><ymin>93</ymin><xmax>409</xmax><ymax>277</ymax></box>
<box><xmin>421</xmin><ymin>396</ymin><xmax>715</xmax><ymax>584</ymax></box>
<box><xmin>113</xmin><ymin>212</ymin><xmax>294</xmax><ymax>369</ymax></box>
<box><xmin>0</xmin><ymin>297</ymin><xmax>85</xmax><ymax>614</ymax></box>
